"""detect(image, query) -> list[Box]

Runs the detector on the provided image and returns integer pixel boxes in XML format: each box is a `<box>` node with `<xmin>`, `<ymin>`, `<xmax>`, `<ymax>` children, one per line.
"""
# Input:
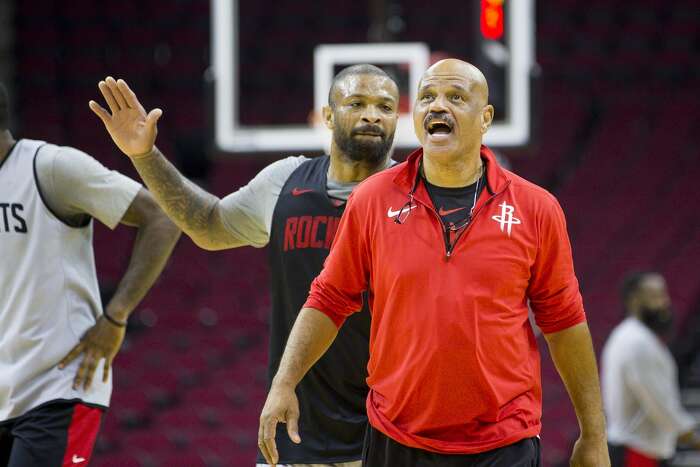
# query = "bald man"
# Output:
<box><xmin>258</xmin><ymin>59</ymin><xmax>609</xmax><ymax>466</ymax></box>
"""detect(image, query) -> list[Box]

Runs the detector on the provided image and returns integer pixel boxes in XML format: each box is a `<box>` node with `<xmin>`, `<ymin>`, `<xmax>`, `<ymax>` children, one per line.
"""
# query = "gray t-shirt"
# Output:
<box><xmin>219</xmin><ymin>156</ymin><xmax>361</xmax><ymax>248</ymax></box>
<box><xmin>34</xmin><ymin>146</ymin><xmax>142</xmax><ymax>228</ymax></box>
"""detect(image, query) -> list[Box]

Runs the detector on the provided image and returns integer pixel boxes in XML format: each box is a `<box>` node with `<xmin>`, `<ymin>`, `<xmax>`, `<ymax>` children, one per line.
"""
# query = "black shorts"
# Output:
<box><xmin>0</xmin><ymin>400</ymin><xmax>103</xmax><ymax>467</ymax></box>
<box><xmin>362</xmin><ymin>425</ymin><xmax>541</xmax><ymax>467</ymax></box>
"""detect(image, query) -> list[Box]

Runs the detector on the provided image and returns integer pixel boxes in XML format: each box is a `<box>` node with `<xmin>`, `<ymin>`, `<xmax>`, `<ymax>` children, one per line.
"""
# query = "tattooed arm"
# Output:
<box><xmin>90</xmin><ymin>76</ymin><xmax>245</xmax><ymax>250</ymax></box>
<box><xmin>129</xmin><ymin>147</ymin><xmax>245</xmax><ymax>250</ymax></box>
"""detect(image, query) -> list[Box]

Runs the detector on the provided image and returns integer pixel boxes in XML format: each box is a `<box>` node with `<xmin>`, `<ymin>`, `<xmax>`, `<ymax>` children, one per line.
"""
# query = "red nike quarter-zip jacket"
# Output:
<box><xmin>304</xmin><ymin>145</ymin><xmax>586</xmax><ymax>454</ymax></box>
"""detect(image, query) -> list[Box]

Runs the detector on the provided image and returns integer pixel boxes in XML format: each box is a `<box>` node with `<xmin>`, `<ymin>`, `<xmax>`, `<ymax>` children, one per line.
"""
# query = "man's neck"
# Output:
<box><xmin>328</xmin><ymin>143</ymin><xmax>388</xmax><ymax>183</ymax></box>
<box><xmin>422</xmin><ymin>147</ymin><xmax>482</xmax><ymax>188</ymax></box>
<box><xmin>0</xmin><ymin>131</ymin><xmax>16</xmax><ymax>165</ymax></box>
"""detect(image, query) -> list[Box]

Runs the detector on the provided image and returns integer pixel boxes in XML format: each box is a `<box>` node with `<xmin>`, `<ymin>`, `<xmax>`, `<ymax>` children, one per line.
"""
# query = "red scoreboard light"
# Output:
<box><xmin>481</xmin><ymin>0</ymin><xmax>505</xmax><ymax>40</ymax></box>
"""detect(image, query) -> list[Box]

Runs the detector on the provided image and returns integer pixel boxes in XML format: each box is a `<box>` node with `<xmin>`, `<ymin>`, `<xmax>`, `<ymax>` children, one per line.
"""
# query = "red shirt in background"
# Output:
<box><xmin>304</xmin><ymin>146</ymin><xmax>586</xmax><ymax>454</ymax></box>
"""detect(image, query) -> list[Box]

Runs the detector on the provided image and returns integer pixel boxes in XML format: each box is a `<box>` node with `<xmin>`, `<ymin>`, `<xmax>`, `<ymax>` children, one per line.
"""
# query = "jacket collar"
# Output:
<box><xmin>393</xmin><ymin>144</ymin><xmax>511</xmax><ymax>196</ymax></box>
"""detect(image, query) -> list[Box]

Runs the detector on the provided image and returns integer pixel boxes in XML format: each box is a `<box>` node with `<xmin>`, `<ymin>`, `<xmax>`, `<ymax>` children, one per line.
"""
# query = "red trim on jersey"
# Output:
<box><xmin>62</xmin><ymin>404</ymin><xmax>103</xmax><ymax>466</ymax></box>
<box><xmin>625</xmin><ymin>447</ymin><xmax>660</xmax><ymax>467</ymax></box>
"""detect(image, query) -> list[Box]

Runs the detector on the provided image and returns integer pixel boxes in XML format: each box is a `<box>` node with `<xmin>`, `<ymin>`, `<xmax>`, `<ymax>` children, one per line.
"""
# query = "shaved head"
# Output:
<box><xmin>328</xmin><ymin>64</ymin><xmax>394</xmax><ymax>108</ymax></box>
<box><xmin>420</xmin><ymin>59</ymin><xmax>489</xmax><ymax>104</ymax></box>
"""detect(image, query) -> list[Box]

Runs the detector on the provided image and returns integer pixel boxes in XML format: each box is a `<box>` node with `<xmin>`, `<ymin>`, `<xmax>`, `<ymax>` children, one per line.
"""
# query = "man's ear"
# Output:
<box><xmin>322</xmin><ymin>106</ymin><xmax>334</xmax><ymax>130</ymax></box>
<box><xmin>481</xmin><ymin>104</ymin><xmax>495</xmax><ymax>134</ymax></box>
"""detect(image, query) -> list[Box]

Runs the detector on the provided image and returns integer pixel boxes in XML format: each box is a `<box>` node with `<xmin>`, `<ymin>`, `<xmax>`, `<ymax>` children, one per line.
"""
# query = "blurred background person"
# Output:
<box><xmin>602</xmin><ymin>272</ymin><xmax>700</xmax><ymax>467</ymax></box>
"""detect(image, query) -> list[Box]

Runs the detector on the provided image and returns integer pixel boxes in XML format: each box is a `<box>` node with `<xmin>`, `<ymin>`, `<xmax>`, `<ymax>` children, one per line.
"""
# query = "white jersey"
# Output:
<box><xmin>0</xmin><ymin>139</ymin><xmax>111</xmax><ymax>420</ymax></box>
<box><xmin>602</xmin><ymin>317</ymin><xmax>696</xmax><ymax>459</ymax></box>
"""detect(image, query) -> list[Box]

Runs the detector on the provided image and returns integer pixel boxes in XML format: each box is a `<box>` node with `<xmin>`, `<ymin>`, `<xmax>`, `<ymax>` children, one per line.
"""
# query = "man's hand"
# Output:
<box><xmin>257</xmin><ymin>309</ymin><xmax>338</xmax><ymax>464</ymax></box>
<box><xmin>570</xmin><ymin>436</ymin><xmax>610</xmax><ymax>467</ymax></box>
<box><xmin>90</xmin><ymin>76</ymin><xmax>162</xmax><ymax>158</ymax></box>
<box><xmin>58</xmin><ymin>316</ymin><xmax>126</xmax><ymax>391</ymax></box>
<box><xmin>258</xmin><ymin>383</ymin><xmax>302</xmax><ymax>465</ymax></box>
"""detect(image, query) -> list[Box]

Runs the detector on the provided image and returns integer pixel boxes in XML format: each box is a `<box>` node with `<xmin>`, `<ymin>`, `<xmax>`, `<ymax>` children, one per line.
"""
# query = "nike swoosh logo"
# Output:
<box><xmin>291</xmin><ymin>188</ymin><xmax>313</xmax><ymax>196</ymax></box>
<box><xmin>438</xmin><ymin>206</ymin><xmax>467</xmax><ymax>216</ymax></box>
<box><xmin>387</xmin><ymin>205</ymin><xmax>418</xmax><ymax>218</ymax></box>
<box><xmin>72</xmin><ymin>455</ymin><xmax>86</xmax><ymax>464</ymax></box>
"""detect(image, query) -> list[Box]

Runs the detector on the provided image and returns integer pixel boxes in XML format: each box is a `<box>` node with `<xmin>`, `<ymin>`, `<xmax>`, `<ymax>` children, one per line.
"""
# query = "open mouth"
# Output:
<box><xmin>427</xmin><ymin>121</ymin><xmax>453</xmax><ymax>135</ymax></box>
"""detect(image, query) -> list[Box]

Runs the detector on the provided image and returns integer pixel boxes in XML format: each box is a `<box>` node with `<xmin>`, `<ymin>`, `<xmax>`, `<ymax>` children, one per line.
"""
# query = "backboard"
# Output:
<box><xmin>211</xmin><ymin>0</ymin><xmax>535</xmax><ymax>153</ymax></box>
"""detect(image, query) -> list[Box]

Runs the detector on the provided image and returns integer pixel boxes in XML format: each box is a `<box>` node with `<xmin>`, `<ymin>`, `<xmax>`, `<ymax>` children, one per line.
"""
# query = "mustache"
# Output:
<box><xmin>352</xmin><ymin>125</ymin><xmax>385</xmax><ymax>137</ymax></box>
<box><xmin>423</xmin><ymin>112</ymin><xmax>455</xmax><ymax>130</ymax></box>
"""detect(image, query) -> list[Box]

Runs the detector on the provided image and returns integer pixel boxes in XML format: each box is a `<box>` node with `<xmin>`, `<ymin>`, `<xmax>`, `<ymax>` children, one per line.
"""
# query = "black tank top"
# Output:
<box><xmin>261</xmin><ymin>155</ymin><xmax>370</xmax><ymax>463</ymax></box>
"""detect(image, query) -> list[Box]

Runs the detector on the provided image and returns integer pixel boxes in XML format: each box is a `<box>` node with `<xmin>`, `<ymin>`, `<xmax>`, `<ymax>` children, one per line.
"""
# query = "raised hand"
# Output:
<box><xmin>90</xmin><ymin>76</ymin><xmax>162</xmax><ymax>158</ymax></box>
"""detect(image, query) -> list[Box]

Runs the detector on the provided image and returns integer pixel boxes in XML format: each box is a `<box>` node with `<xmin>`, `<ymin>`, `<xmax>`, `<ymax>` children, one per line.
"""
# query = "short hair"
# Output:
<box><xmin>0</xmin><ymin>82</ymin><xmax>9</xmax><ymax>130</ymax></box>
<box><xmin>328</xmin><ymin>64</ymin><xmax>393</xmax><ymax>108</ymax></box>
<box><xmin>620</xmin><ymin>271</ymin><xmax>656</xmax><ymax>309</ymax></box>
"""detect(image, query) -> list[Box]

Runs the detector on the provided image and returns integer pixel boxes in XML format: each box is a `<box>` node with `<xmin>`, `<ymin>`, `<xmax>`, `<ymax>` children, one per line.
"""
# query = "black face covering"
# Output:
<box><xmin>639</xmin><ymin>306</ymin><xmax>674</xmax><ymax>336</ymax></box>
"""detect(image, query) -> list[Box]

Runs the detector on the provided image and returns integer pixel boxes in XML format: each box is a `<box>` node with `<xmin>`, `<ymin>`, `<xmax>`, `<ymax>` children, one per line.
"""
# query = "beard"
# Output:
<box><xmin>334</xmin><ymin>125</ymin><xmax>394</xmax><ymax>165</ymax></box>
<box><xmin>639</xmin><ymin>306</ymin><xmax>674</xmax><ymax>336</ymax></box>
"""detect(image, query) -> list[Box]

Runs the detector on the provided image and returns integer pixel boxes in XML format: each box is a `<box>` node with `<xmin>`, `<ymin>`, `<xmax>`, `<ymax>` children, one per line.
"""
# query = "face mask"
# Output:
<box><xmin>639</xmin><ymin>306</ymin><xmax>673</xmax><ymax>336</ymax></box>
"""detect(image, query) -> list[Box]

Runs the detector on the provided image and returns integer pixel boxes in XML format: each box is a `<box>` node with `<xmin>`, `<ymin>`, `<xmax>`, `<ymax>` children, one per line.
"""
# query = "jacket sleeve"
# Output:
<box><xmin>528</xmin><ymin>195</ymin><xmax>587</xmax><ymax>334</ymax></box>
<box><xmin>303</xmin><ymin>192</ymin><xmax>371</xmax><ymax>328</ymax></box>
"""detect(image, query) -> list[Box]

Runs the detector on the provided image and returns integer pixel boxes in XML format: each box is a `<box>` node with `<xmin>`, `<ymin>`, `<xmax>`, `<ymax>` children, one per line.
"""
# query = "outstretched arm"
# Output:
<box><xmin>544</xmin><ymin>323</ymin><xmax>610</xmax><ymax>467</ymax></box>
<box><xmin>90</xmin><ymin>76</ymin><xmax>245</xmax><ymax>250</ymax></box>
<box><xmin>258</xmin><ymin>308</ymin><xmax>339</xmax><ymax>465</ymax></box>
<box><xmin>60</xmin><ymin>188</ymin><xmax>180</xmax><ymax>390</ymax></box>
<box><xmin>126</xmin><ymin>147</ymin><xmax>243</xmax><ymax>250</ymax></box>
